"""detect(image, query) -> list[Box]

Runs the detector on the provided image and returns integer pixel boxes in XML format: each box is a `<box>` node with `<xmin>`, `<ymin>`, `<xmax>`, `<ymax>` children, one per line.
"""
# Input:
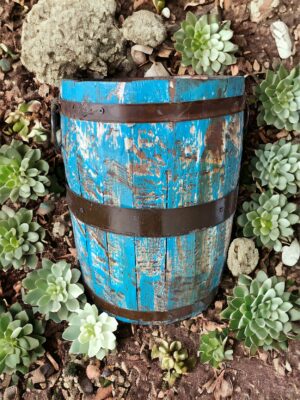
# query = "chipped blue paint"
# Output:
<box><xmin>60</xmin><ymin>76</ymin><xmax>244</xmax><ymax>324</ymax></box>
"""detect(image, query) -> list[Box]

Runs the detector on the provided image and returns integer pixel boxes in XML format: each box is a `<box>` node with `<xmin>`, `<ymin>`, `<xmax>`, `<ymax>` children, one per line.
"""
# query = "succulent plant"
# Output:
<box><xmin>151</xmin><ymin>339</ymin><xmax>196</xmax><ymax>386</ymax></box>
<box><xmin>174</xmin><ymin>12</ymin><xmax>238</xmax><ymax>75</ymax></box>
<box><xmin>5</xmin><ymin>101</ymin><xmax>41</xmax><ymax>140</ymax></box>
<box><xmin>199</xmin><ymin>329</ymin><xmax>233</xmax><ymax>368</ymax></box>
<box><xmin>252</xmin><ymin>139</ymin><xmax>300</xmax><ymax>196</ymax></box>
<box><xmin>23</xmin><ymin>259</ymin><xmax>86</xmax><ymax>323</ymax></box>
<box><xmin>27</xmin><ymin>121</ymin><xmax>48</xmax><ymax>143</ymax></box>
<box><xmin>0</xmin><ymin>301</ymin><xmax>45</xmax><ymax>375</ymax></box>
<box><xmin>257</xmin><ymin>65</ymin><xmax>300</xmax><ymax>131</ymax></box>
<box><xmin>221</xmin><ymin>271</ymin><xmax>300</xmax><ymax>354</ymax></box>
<box><xmin>0</xmin><ymin>139</ymin><xmax>50</xmax><ymax>204</ymax></box>
<box><xmin>62</xmin><ymin>303</ymin><xmax>118</xmax><ymax>360</ymax></box>
<box><xmin>0</xmin><ymin>206</ymin><xmax>45</xmax><ymax>270</ymax></box>
<box><xmin>237</xmin><ymin>191</ymin><xmax>299</xmax><ymax>252</ymax></box>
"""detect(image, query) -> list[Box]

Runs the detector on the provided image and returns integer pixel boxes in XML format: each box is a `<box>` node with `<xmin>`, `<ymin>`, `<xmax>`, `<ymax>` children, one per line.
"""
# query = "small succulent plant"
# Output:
<box><xmin>0</xmin><ymin>139</ymin><xmax>50</xmax><ymax>204</ymax></box>
<box><xmin>62</xmin><ymin>303</ymin><xmax>118</xmax><ymax>360</ymax></box>
<box><xmin>174</xmin><ymin>12</ymin><xmax>238</xmax><ymax>75</ymax></box>
<box><xmin>5</xmin><ymin>101</ymin><xmax>41</xmax><ymax>140</ymax></box>
<box><xmin>23</xmin><ymin>259</ymin><xmax>86</xmax><ymax>323</ymax></box>
<box><xmin>237</xmin><ymin>191</ymin><xmax>299</xmax><ymax>252</ymax></box>
<box><xmin>257</xmin><ymin>65</ymin><xmax>300</xmax><ymax>132</ymax></box>
<box><xmin>151</xmin><ymin>339</ymin><xmax>196</xmax><ymax>386</ymax></box>
<box><xmin>0</xmin><ymin>301</ymin><xmax>45</xmax><ymax>375</ymax></box>
<box><xmin>0</xmin><ymin>206</ymin><xmax>45</xmax><ymax>270</ymax></box>
<box><xmin>27</xmin><ymin>121</ymin><xmax>48</xmax><ymax>143</ymax></box>
<box><xmin>221</xmin><ymin>271</ymin><xmax>300</xmax><ymax>354</ymax></box>
<box><xmin>252</xmin><ymin>139</ymin><xmax>300</xmax><ymax>196</ymax></box>
<box><xmin>199</xmin><ymin>329</ymin><xmax>233</xmax><ymax>368</ymax></box>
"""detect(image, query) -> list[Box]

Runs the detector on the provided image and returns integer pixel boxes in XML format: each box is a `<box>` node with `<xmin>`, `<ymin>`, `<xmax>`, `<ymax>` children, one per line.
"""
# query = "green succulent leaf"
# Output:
<box><xmin>151</xmin><ymin>337</ymin><xmax>196</xmax><ymax>386</ymax></box>
<box><xmin>199</xmin><ymin>329</ymin><xmax>233</xmax><ymax>369</ymax></box>
<box><xmin>257</xmin><ymin>65</ymin><xmax>300</xmax><ymax>132</ymax></box>
<box><xmin>22</xmin><ymin>259</ymin><xmax>86</xmax><ymax>323</ymax></box>
<box><xmin>237</xmin><ymin>190</ymin><xmax>299</xmax><ymax>252</ymax></box>
<box><xmin>0</xmin><ymin>140</ymin><xmax>50</xmax><ymax>204</ymax></box>
<box><xmin>62</xmin><ymin>303</ymin><xmax>118</xmax><ymax>360</ymax></box>
<box><xmin>252</xmin><ymin>139</ymin><xmax>300</xmax><ymax>196</ymax></box>
<box><xmin>0</xmin><ymin>300</ymin><xmax>45</xmax><ymax>375</ymax></box>
<box><xmin>174</xmin><ymin>12</ymin><xmax>238</xmax><ymax>75</ymax></box>
<box><xmin>0</xmin><ymin>206</ymin><xmax>45</xmax><ymax>271</ymax></box>
<box><xmin>221</xmin><ymin>273</ymin><xmax>300</xmax><ymax>353</ymax></box>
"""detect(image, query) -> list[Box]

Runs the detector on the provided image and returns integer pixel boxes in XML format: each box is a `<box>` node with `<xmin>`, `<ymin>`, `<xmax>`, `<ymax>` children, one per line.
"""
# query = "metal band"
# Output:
<box><xmin>83</xmin><ymin>281</ymin><xmax>217</xmax><ymax>323</ymax></box>
<box><xmin>66</xmin><ymin>186</ymin><xmax>238</xmax><ymax>237</ymax></box>
<box><xmin>60</xmin><ymin>95</ymin><xmax>245</xmax><ymax>123</ymax></box>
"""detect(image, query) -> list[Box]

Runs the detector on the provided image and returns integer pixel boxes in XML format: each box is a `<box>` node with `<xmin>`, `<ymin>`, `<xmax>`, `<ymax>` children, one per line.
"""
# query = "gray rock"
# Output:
<box><xmin>21</xmin><ymin>0</ymin><xmax>128</xmax><ymax>86</ymax></box>
<box><xmin>227</xmin><ymin>238</ymin><xmax>259</xmax><ymax>277</ymax></box>
<box><xmin>122</xmin><ymin>10</ymin><xmax>167</xmax><ymax>48</ymax></box>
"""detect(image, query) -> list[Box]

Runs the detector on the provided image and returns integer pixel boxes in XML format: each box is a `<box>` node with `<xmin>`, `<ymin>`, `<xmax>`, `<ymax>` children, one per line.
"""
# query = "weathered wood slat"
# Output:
<box><xmin>60</xmin><ymin>76</ymin><xmax>245</xmax><ymax>324</ymax></box>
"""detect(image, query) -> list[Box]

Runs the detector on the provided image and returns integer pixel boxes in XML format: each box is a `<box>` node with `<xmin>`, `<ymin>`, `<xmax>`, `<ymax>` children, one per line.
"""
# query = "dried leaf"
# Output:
<box><xmin>94</xmin><ymin>385</ymin><xmax>113</xmax><ymax>400</ymax></box>
<box><xmin>282</xmin><ymin>239</ymin><xmax>300</xmax><ymax>267</ymax></box>
<box><xmin>270</xmin><ymin>21</ymin><xmax>293</xmax><ymax>59</ymax></box>
<box><xmin>184</xmin><ymin>0</ymin><xmax>207</xmax><ymax>9</ymax></box>
<box><xmin>230</xmin><ymin>65</ymin><xmax>239</xmax><ymax>76</ymax></box>
<box><xmin>144</xmin><ymin>62</ymin><xmax>170</xmax><ymax>77</ymax></box>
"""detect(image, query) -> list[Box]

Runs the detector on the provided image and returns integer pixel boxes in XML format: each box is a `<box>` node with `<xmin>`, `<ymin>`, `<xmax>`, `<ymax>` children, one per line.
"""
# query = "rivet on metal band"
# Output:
<box><xmin>66</xmin><ymin>186</ymin><xmax>239</xmax><ymax>238</ymax></box>
<box><xmin>83</xmin><ymin>280</ymin><xmax>218</xmax><ymax>323</ymax></box>
<box><xmin>60</xmin><ymin>95</ymin><xmax>245</xmax><ymax>124</ymax></box>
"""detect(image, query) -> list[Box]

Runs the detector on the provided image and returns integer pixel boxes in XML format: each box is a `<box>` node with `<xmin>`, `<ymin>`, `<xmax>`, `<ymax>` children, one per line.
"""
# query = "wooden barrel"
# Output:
<box><xmin>59</xmin><ymin>76</ymin><xmax>245</xmax><ymax>324</ymax></box>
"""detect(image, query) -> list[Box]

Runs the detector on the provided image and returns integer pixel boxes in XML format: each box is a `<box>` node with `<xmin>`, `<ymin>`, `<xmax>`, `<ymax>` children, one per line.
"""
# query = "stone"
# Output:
<box><xmin>21</xmin><ymin>0</ymin><xmax>129</xmax><ymax>86</ymax></box>
<box><xmin>249</xmin><ymin>0</ymin><xmax>280</xmax><ymax>23</ymax></box>
<box><xmin>122</xmin><ymin>10</ymin><xmax>167</xmax><ymax>48</ymax></box>
<box><xmin>227</xmin><ymin>238</ymin><xmax>259</xmax><ymax>277</ymax></box>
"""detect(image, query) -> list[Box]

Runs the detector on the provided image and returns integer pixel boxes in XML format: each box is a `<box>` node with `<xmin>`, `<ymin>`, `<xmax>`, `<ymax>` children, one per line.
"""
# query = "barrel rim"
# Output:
<box><xmin>61</xmin><ymin>75</ymin><xmax>245</xmax><ymax>84</ymax></box>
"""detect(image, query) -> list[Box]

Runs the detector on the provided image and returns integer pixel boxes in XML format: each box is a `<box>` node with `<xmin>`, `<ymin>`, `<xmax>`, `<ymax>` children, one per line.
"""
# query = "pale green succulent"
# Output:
<box><xmin>199</xmin><ymin>329</ymin><xmax>233</xmax><ymax>368</ymax></box>
<box><xmin>151</xmin><ymin>339</ymin><xmax>196</xmax><ymax>386</ymax></box>
<box><xmin>257</xmin><ymin>65</ymin><xmax>300</xmax><ymax>132</ymax></box>
<box><xmin>23</xmin><ymin>259</ymin><xmax>86</xmax><ymax>323</ymax></box>
<box><xmin>62</xmin><ymin>303</ymin><xmax>118</xmax><ymax>360</ymax></box>
<box><xmin>27</xmin><ymin>121</ymin><xmax>48</xmax><ymax>143</ymax></box>
<box><xmin>0</xmin><ymin>301</ymin><xmax>45</xmax><ymax>375</ymax></box>
<box><xmin>252</xmin><ymin>139</ymin><xmax>300</xmax><ymax>196</ymax></box>
<box><xmin>0</xmin><ymin>206</ymin><xmax>45</xmax><ymax>270</ymax></box>
<box><xmin>174</xmin><ymin>12</ymin><xmax>238</xmax><ymax>75</ymax></box>
<box><xmin>0</xmin><ymin>139</ymin><xmax>50</xmax><ymax>204</ymax></box>
<box><xmin>237</xmin><ymin>191</ymin><xmax>299</xmax><ymax>252</ymax></box>
<box><xmin>5</xmin><ymin>101</ymin><xmax>41</xmax><ymax>140</ymax></box>
<box><xmin>221</xmin><ymin>271</ymin><xmax>300</xmax><ymax>355</ymax></box>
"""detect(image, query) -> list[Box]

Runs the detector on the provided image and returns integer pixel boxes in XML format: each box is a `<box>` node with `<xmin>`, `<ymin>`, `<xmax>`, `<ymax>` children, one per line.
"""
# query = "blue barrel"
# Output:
<box><xmin>59</xmin><ymin>76</ymin><xmax>245</xmax><ymax>324</ymax></box>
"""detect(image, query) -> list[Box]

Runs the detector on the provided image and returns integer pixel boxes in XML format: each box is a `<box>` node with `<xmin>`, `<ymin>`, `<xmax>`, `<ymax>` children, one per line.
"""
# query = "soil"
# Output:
<box><xmin>0</xmin><ymin>0</ymin><xmax>300</xmax><ymax>399</ymax></box>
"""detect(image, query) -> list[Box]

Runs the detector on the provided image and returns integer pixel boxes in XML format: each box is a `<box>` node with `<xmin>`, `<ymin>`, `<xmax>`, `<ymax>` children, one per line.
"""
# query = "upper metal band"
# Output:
<box><xmin>66</xmin><ymin>186</ymin><xmax>238</xmax><ymax>238</ymax></box>
<box><xmin>60</xmin><ymin>95</ymin><xmax>245</xmax><ymax>123</ymax></box>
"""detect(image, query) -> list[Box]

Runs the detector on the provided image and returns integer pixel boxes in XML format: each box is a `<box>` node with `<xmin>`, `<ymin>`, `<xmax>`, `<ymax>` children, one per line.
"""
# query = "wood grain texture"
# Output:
<box><xmin>60</xmin><ymin>76</ymin><xmax>244</xmax><ymax>324</ymax></box>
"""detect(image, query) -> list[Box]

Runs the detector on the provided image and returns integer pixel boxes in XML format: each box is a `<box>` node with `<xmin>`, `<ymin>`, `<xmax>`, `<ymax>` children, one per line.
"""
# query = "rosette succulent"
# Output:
<box><xmin>174</xmin><ymin>12</ymin><xmax>238</xmax><ymax>74</ymax></box>
<box><xmin>199</xmin><ymin>329</ymin><xmax>233</xmax><ymax>368</ymax></box>
<box><xmin>23</xmin><ymin>259</ymin><xmax>86</xmax><ymax>322</ymax></box>
<box><xmin>5</xmin><ymin>101</ymin><xmax>41</xmax><ymax>140</ymax></box>
<box><xmin>221</xmin><ymin>272</ymin><xmax>300</xmax><ymax>354</ymax></box>
<box><xmin>252</xmin><ymin>139</ymin><xmax>300</xmax><ymax>196</ymax></box>
<box><xmin>0</xmin><ymin>301</ymin><xmax>45</xmax><ymax>374</ymax></box>
<box><xmin>237</xmin><ymin>191</ymin><xmax>299</xmax><ymax>252</ymax></box>
<box><xmin>257</xmin><ymin>64</ymin><xmax>300</xmax><ymax>131</ymax></box>
<box><xmin>62</xmin><ymin>303</ymin><xmax>118</xmax><ymax>360</ymax></box>
<box><xmin>0</xmin><ymin>140</ymin><xmax>50</xmax><ymax>204</ymax></box>
<box><xmin>0</xmin><ymin>206</ymin><xmax>45</xmax><ymax>270</ymax></box>
<box><xmin>151</xmin><ymin>339</ymin><xmax>196</xmax><ymax>386</ymax></box>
